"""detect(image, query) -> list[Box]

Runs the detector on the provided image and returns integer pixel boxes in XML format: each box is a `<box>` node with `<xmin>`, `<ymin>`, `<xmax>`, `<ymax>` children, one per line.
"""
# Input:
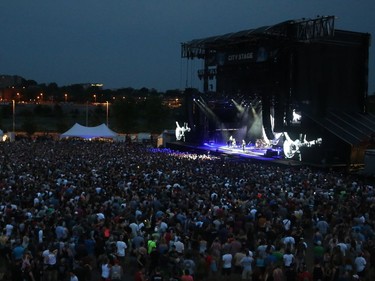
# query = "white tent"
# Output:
<box><xmin>60</xmin><ymin>123</ymin><xmax>118</xmax><ymax>139</ymax></box>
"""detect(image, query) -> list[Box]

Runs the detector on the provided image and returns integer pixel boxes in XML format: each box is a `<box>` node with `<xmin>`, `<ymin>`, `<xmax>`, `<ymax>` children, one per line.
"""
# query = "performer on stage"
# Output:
<box><xmin>242</xmin><ymin>140</ymin><xmax>246</xmax><ymax>151</ymax></box>
<box><xmin>232</xmin><ymin>137</ymin><xmax>236</xmax><ymax>148</ymax></box>
<box><xmin>228</xmin><ymin>135</ymin><xmax>233</xmax><ymax>147</ymax></box>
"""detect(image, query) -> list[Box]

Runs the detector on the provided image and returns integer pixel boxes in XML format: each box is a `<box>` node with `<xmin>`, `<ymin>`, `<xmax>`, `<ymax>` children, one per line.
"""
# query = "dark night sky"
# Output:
<box><xmin>0</xmin><ymin>1</ymin><xmax>373</xmax><ymax>94</ymax></box>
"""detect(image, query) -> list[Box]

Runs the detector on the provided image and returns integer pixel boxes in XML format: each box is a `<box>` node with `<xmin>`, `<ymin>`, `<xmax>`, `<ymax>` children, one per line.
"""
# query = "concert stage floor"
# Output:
<box><xmin>166</xmin><ymin>141</ymin><xmax>303</xmax><ymax>166</ymax></box>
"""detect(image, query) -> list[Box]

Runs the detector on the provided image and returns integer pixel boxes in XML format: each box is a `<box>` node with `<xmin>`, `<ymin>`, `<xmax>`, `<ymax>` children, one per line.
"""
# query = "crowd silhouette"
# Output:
<box><xmin>0</xmin><ymin>139</ymin><xmax>374</xmax><ymax>281</ymax></box>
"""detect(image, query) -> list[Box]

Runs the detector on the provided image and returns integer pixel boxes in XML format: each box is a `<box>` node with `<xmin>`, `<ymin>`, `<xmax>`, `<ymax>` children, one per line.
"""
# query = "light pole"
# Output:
<box><xmin>12</xmin><ymin>100</ymin><xmax>15</xmax><ymax>133</ymax></box>
<box><xmin>64</xmin><ymin>93</ymin><xmax>68</xmax><ymax>102</ymax></box>
<box><xmin>86</xmin><ymin>101</ymin><xmax>89</xmax><ymax>126</ymax></box>
<box><xmin>93</xmin><ymin>94</ymin><xmax>96</xmax><ymax>103</ymax></box>
<box><xmin>106</xmin><ymin>101</ymin><xmax>109</xmax><ymax>127</ymax></box>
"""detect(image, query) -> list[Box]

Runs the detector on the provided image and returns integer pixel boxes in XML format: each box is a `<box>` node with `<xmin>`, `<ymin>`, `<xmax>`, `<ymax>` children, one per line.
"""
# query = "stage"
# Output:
<box><xmin>166</xmin><ymin>141</ymin><xmax>305</xmax><ymax>166</ymax></box>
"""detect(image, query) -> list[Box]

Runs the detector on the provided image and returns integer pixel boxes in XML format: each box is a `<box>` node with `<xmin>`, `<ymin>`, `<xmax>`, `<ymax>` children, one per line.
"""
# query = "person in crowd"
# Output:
<box><xmin>116</xmin><ymin>235</ymin><xmax>128</xmax><ymax>266</ymax></box>
<box><xmin>42</xmin><ymin>245</ymin><xmax>59</xmax><ymax>281</ymax></box>
<box><xmin>150</xmin><ymin>267</ymin><xmax>164</xmax><ymax>281</ymax></box>
<box><xmin>312</xmin><ymin>259</ymin><xmax>324</xmax><ymax>281</ymax></box>
<box><xmin>354</xmin><ymin>252</ymin><xmax>367</xmax><ymax>278</ymax></box>
<box><xmin>283</xmin><ymin>248</ymin><xmax>295</xmax><ymax>269</ymax></box>
<box><xmin>297</xmin><ymin>264</ymin><xmax>313</xmax><ymax>281</ymax></box>
<box><xmin>100</xmin><ymin>257</ymin><xmax>111</xmax><ymax>281</ymax></box>
<box><xmin>181</xmin><ymin>269</ymin><xmax>194</xmax><ymax>281</ymax></box>
<box><xmin>69</xmin><ymin>271</ymin><xmax>79</xmax><ymax>281</ymax></box>
<box><xmin>135</xmin><ymin>267</ymin><xmax>147</xmax><ymax>281</ymax></box>
<box><xmin>232</xmin><ymin>247</ymin><xmax>246</xmax><ymax>275</ymax></box>
<box><xmin>240</xmin><ymin>250</ymin><xmax>254</xmax><ymax>280</ymax></box>
<box><xmin>221</xmin><ymin>249</ymin><xmax>233</xmax><ymax>281</ymax></box>
<box><xmin>111</xmin><ymin>259</ymin><xmax>124</xmax><ymax>281</ymax></box>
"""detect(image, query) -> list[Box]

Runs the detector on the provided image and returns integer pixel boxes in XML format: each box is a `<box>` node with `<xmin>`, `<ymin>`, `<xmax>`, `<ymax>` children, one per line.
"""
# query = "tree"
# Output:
<box><xmin>91</xmin><ymin>105</ymin><xmax>105</xmax><ymax>125</ymax></box>
<box><xmin>23</xmin><ymin>86</ymin><xmax>42</xmax><ymax>102</ymax></box>
<box><xmin>69</xmin><ymin>84</ymin><xmax>86</xmax><ymax>103</ymax></box>
<box><xmin>47</xmin><ymin>82</ymin><xmax>58</xmax><ymax>90</ymax></box>
<box><xmin>0</xmin><ymin>104</ymin><xmax>12</xmax><ymax>118</ymax></box>
<box><xmin>141</xmin><ymin>95</ymin><xmax>170</xmax><ymax>132</ymax></box>
<box><xmin>24</xmin><ymin>79</ymin><xmax>38</xmax><ymax>87</ymax></box>
<box><xmin>56</xmin><ymin>121</ymin><xmax>69</xmax><ymax>133</ymax></box>
<box><xmin>53</xmin><ymin>104</ymin><xmax>64</xmax><ymax>118</ymax></box>
<box><xmin>112</xmin><ymin>97</ymin><xmax>138</xmax><ymax>132</ymax></box>
<box><xmin>34</xmin><ymin>105</ymin><xmax>53</xmax><ymax>117</ymax></box>
<box><xmin>22</xmin><ymin>119</ymin><xmax>37</xmax><ymax>136</ymax></box>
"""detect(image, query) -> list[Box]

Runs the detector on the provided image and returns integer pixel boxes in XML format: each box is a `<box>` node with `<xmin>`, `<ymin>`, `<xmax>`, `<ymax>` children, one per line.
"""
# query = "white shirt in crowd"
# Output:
<box><xmin>222</xmin><ymin>253</ymin><xmax>233</xmax><ymax>268</ymax></box>
<box><xmin>354</xmin><ymin>255</ymin><xmax>366</xmax><ymax>273</ymax></box>
<box><xmin>282</xmin><ymin>236</ymin><xmax>296</xmax><ymax>249</ymax></box>
<box><xmin>34</xmin><ymin>197</ymin><xmax>40</xmax><ymax>206</ymax></box>
<box><xmin>116</xmin><ymin>240</ymin><xmax>127</xmax><ymax>257</ymax></box>
<box><xmin>336</xmin><ymin>242</ymin><xmax>348</xmax><ymax>256</ymax></box>
<box><xmin>174</xmin><ymin>239</ymin><xmax>185</xmax><ymax>254</ymax></box>
<box><xmin>159</xmin><ymin>221</ymin><xmax>168</xmax><ymax>232</ymax></box>
<box><xmin>129</xmin><ymin>222</ymin><xmax>140</xmax><ymax>237</ymax></box>
<box><xmin>38</xmin><ymin>229</ymin><xmax>44</xmax><ymax>244</ymax></box>
<box><xmin>101</xmin><ymin>263</ymin><xmax>111</xmax><ymax>279</ymax></box>
<box><xmin>282</xmin><ymin>218</ymin><xmax>291</xmax><ymax>231</ymax></box>
<box><xmin>42</xmin><ymin>249</ymin><xmax>57</xmax><ymax>265</ymax></box>
<box><xmin>47</xmin><ymin>252</ymin><xmax>57</xmax><ymax>265</ymax></box>
<box><xmin>283</xmin><ymin>253</ymin><xmax>294</xmax><ymax>267</ymax></box>
<box><xmin>5</xmin><ymin>224</ymin><xmax>14</xmax><ymax>237</ymax></box>
<box><xmin>96</xmin><ymin>213</ymin><xmax>105</xmax><ymax>221</ymax></box>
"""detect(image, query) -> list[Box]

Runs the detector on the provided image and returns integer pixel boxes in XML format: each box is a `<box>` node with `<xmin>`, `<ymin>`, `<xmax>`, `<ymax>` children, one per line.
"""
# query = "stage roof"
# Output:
<box><xmin>183</xmin><ymin>25</ymin><xmax>271</xmax><ymax>47</ymax></box>
<box><xmin>181</xmin><ymin>16</ymin><xmax>336</xmax><ymax>58</ymax></box>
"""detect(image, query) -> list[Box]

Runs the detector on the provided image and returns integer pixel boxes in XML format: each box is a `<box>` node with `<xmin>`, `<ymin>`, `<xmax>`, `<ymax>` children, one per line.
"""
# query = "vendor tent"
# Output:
<box><xmin>60</xmin><ymin>123</ymin><xmax>118</xmax><ymax>139</ymax></box>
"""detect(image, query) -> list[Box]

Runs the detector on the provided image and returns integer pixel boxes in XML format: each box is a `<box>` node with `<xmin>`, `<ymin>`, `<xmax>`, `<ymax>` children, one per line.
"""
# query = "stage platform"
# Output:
<box><xmin>166</xmin><ymin>141</ymin><xmax>305</xmax><ymax>167</ymax></box>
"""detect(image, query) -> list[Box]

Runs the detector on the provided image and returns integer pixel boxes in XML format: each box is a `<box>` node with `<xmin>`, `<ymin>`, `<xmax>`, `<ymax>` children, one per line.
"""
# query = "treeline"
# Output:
<box><xmin>0</xmin><ymin>82</ymin><xmax>189</xmax><ymax>135</ymax></box>
<box><xmin>12</xmin><ymin>80</ymin><xmax>184</xmax><ymax>104</ymax></box>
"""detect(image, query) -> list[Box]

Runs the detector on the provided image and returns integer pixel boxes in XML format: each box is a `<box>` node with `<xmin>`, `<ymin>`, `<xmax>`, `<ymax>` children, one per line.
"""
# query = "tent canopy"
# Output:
<box><xmin>60</xmin><ymin>123</ymin><xmax>118</xmax><ymax>139</ymax></box>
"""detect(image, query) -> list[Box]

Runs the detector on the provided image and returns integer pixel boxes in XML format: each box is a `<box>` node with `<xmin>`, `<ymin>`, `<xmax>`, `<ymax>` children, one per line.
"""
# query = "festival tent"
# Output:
<box><xmin>60</xmin><ymin>123</ymin><xmax>118</xmax><ymax>139</ymax></box>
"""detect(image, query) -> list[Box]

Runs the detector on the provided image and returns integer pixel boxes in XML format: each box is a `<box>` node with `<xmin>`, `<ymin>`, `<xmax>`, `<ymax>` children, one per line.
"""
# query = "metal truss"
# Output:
<box><xmin>265</xmin><ymin>16</ymin><xmax>336</xmax><ymax>42</ymax></box>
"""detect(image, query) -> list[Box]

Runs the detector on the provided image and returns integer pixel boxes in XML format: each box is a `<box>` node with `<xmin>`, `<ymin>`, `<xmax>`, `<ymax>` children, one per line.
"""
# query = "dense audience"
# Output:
<box><xmin>0</xmin><ymin>139</ymin><xmax>374</xmax><ymax>281</ymax></box>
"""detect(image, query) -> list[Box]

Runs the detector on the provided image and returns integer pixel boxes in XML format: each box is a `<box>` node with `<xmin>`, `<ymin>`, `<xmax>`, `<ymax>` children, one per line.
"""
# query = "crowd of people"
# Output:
<box><xmin>0</xmin><ymin>139</ymin><xmax>374</xmax><ymax>281</ymax></box>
